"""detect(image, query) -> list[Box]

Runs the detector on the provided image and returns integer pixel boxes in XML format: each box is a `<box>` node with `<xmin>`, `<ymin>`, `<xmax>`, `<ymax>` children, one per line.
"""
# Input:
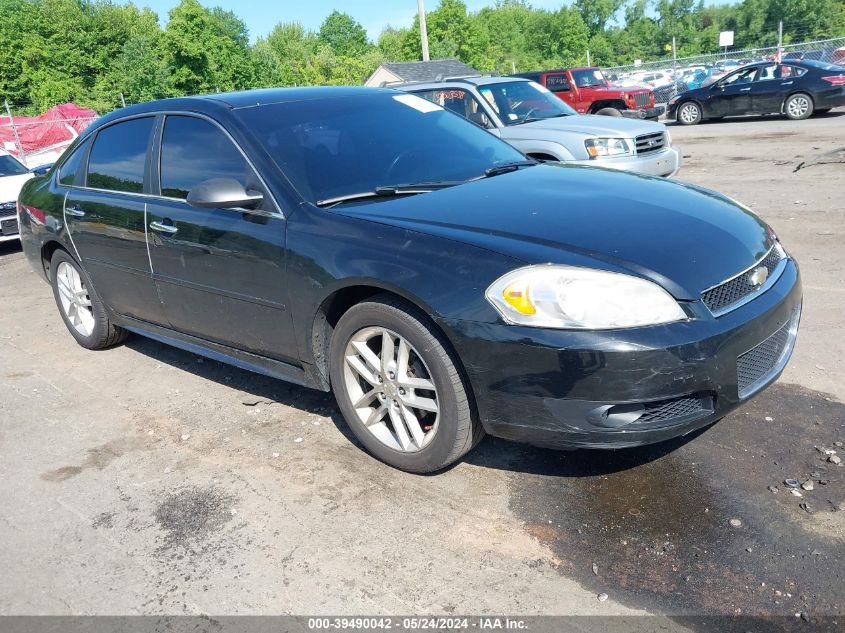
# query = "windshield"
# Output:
<box><xmin>235</xmin><ymin>93</ymin><xmax>526</xmax><ymax>205</ymax></box>
<box><xmin>0</xmin><ymin>154</ymin><xmax>29</xmax><ymax>177</ymax></box>
<box><xmin>478</xmin><ymin>81</ymin><xmax>576</xmax><ymax>126</ymax></box>
<box><xmin>571</xmin><ymin>69</ymin><xmax>609</xmax><ymax>88</ymax></box>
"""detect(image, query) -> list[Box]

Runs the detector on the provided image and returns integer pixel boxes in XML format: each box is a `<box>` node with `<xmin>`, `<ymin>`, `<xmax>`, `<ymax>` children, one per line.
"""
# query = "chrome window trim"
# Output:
<box><xmin>701</xmin><ymin>242</ymin><xmax>788</xmax><ymax>317</ymax></box>
<box><xmin>63</xmin><ymin>110</ymin><xmax>285</xmax><ymax>220</ymax></box>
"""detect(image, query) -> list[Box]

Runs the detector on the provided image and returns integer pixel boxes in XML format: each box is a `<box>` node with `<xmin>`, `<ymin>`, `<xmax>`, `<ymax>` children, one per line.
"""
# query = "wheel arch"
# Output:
<box><xmin>308</xmin><ymin>281</ymin><xmax>463</xmax><ymax>393</ymax></box>
<box><xmin>40</xmin><ymin>240</ymin><xmax>72</xmax><ymax>281</ymax></box>
<box><xmin>589</xmin><ymin>99</ymin><xmax>627</xmax><ymax>113</ymax></box>
<box><xmin>780</xmin><ymin>90</ymin><xmax>814</xmax><ymax>114</ymax></box>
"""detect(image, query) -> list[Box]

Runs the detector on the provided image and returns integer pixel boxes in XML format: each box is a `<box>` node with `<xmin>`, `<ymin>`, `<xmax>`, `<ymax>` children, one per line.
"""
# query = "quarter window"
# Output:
<box><xmin>58</xmin><ymin>138</ymin><xmax>91</xmax><ymax>186</ymax></box>
<box><xmin>86</xmin><ymin>117</ymin><xmax>153</xmax><ymax>193</ymax></box>
<box><xmin>160</xmin><ymin>116</ymin><xmax>258</xmax><ymax>203</ymax></box>
<box><xmin>546</xmin><ymin>75</ymin><xmax>571</xmax><ymax>90</ymax></box>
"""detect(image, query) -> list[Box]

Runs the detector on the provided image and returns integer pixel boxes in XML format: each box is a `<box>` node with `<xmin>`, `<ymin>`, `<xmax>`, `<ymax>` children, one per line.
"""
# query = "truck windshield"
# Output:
<box><xmin>235</xmin><ymin>92</ymin><xmax>526</xmax><ymax>205</ymax></box>
<box><xmin>571</xmin><ymin>69</ymin><xmax>609</xmax><ymax>88</ymax></box>
<box><xmin>0</xmin><ymin>154</ymin><xmax>29</xmax><ymax>177</ymax></box>
<box><xmin>478</xmin><ymin>81</ymin><xmax>577</xmax><ymax>126</ymax></box>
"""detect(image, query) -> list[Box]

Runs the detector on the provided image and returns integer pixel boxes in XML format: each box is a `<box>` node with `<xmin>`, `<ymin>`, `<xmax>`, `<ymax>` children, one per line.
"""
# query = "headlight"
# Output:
<box><xmin>585</xmin><ymin>138</ymin><xmax>633</xmax><ymax>158</ymax></box>
<box><xmin>485</xmin><ymin>265</ymin><xmax>687</xmax><ymax>329</ymax></box>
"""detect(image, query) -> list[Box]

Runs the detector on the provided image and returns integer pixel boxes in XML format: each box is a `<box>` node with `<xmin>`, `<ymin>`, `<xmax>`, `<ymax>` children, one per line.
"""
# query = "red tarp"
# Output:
<box><xmin>0</xmin><ymin>103</ymin><xmax>97</xmax><ymax>160</ymax></box>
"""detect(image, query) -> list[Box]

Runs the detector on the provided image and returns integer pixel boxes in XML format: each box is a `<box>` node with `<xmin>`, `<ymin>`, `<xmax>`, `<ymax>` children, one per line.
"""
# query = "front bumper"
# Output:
<box><xmin>590</xmin><ymin>146</ymin><xmax>682</xmax><ymax>178</ymax></box>
<box><xmin>622</xmin><ymin>105</ymin><xmax>665</xmax><ymax>120</ymax></box>
<box><xmin>0</xmin><ymin>203</ymin><xmax>20</xmax><ymax>242</ymax></box>
<box><xmin>438</xmin><ymin>259</ymin><xmax>802</xmax><ymax>449</ymax></box>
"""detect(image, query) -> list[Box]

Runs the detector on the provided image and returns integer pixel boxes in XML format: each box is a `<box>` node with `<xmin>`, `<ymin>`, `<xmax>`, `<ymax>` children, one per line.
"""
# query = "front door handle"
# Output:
<box><xmin>740</xmin><ymin>87</ymin><xmax>751</xmax><ymax>91</ymax></box>
<box><xmin>66</xmin><ymin>206</ymin><xmax>86</xmax><ymax>217</ymax></box>
<box><xmin>149</xmin><ymin>221</ymin><xmax>178</xmax><ymax>235</ymax></box>
<box><xmin>781</xmin><ymin>81</ymin><xmax>793</xmax><ymax>85</ymax></box>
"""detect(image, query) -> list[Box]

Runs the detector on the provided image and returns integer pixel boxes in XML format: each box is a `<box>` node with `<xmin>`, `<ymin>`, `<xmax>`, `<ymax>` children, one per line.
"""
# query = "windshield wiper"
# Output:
<box><xmin>315</xmin><ymin>181</ymin><xmax>459</xmax><ymax>208</ymax></box>
<box><xmin>479</xmin><ymin>160</ymin><xmax>537</xmax><ymax>179</ymax></box>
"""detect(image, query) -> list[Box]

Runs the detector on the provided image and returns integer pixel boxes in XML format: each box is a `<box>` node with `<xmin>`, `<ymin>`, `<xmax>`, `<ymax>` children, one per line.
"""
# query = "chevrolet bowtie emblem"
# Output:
<box><xmin>748</xmin><ymin>266</ymin><xmax>769</xmax><ymax>287</ymax></box>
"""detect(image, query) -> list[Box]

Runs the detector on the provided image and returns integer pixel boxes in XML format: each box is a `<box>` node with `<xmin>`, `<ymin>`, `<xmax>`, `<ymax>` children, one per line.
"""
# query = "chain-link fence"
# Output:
<box><xmin>602</xmin><ymin>36</ymin><xmax>845</xmax><ymax>104</ymax></box>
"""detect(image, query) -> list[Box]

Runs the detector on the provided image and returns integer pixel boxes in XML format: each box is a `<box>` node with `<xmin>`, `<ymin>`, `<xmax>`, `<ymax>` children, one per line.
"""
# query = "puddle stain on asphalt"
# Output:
<box><xmin>505</xmin><ymin>383</ymin><xmax>844</xmax><ymax>617</ymax></box>
<box><xmin>40</xmin><ymin>436</ymin><xmax>149</xmax><ymax>482</ymax></box>
<box><xmin>153</xmin><ymin>485</ymin><xmax>236</xmax><ymax>553</ymax></box>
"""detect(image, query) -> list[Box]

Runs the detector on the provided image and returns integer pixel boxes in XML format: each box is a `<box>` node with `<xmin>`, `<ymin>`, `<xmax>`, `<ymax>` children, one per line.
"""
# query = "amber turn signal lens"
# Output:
<box><xmin>502</xmin><ymin>281</ymin><xmax>536</xmax><ymax>315</ymax></box>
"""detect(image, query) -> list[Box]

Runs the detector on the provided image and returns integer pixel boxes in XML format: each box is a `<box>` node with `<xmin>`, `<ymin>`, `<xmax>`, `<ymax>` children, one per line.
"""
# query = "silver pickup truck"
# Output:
<box><xmin>397</xmin><ymin>76</ymin><xmax>682</xmax><ymax>178</ymax></box>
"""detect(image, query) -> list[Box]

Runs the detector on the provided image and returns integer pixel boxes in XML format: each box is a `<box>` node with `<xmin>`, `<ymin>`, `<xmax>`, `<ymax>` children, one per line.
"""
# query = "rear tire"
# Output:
<box><xmin>595</xmin><ymin>107</ymin><xmax>622</xmax><ymax>117</ymax></box>
<box><xmin>784</xmin><ymin>93</ymin><xmax>813</xmax><ymax>120</ymax></box>
<box><xmin>329</xmin><ymin>294</ymin><xmax>482</xmax><ymax>473</ymax></box>
<box><xmin>677</xmin><ymin>101</ymin><xmax>702</xmax><ymax>125</ymax></box>
<box><xmin>50</xmin><ymin>249</ymin><xmax>127</xmax><ymax>350</ymax></box>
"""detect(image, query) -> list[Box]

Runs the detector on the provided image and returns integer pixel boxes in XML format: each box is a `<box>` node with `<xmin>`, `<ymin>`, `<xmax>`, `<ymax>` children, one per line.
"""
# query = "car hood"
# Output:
<box><xmin>333</xmin><ymin>164</ymin><xmax>772</xmax><ymax>300</ymax></box>
<box><xmin>504</xmin><ymin>114</ymin><xmax>666</xmax><ymax>140</ymax></box>
<box><xmin>0</xmin><ymin>173</ymin><xmax>34</xmax><ymax>203</ymax></box>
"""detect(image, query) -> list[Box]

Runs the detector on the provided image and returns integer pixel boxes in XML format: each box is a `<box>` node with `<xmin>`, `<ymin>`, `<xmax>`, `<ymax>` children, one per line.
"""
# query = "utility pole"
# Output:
<box><xmin>417</xmin><ymin>0</ymin><xmax>430</xmax><ymax>61</ymax></box>
<box><xmin>586</xmin><ymin>49</ymin><xmax>591</xmax><ymax>66</ymax></box>
<box><xmin>672</xmin><ymin>36</ymin><xmax>677</xmax><ymax>75</ymax></box>
<box><xmin>120</xmin><ymin>92</ymin><xmax>127</xmax><ymax>108</ymax></box>
<box><xmin>3</xmin><ymin>99</ymin><xmax>26</xmax><ymax>164</ymax></box>
<box><xmin>777</xmin><ymin>20</ymin><xmax>783</xmax><ymax>62</ymax></box>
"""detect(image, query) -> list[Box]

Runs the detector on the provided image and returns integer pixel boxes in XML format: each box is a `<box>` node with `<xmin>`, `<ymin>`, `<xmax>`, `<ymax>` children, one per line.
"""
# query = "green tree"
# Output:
<box><xmin>318</xmin><ymin>10</ymin><xmax>371</xmax><ymax>57</ymax></box>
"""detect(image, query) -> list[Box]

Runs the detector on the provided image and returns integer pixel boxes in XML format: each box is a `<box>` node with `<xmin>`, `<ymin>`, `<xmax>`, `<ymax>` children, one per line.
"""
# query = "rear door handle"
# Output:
<box><xmin>149</xmin><ymin>221</ymin><xmax>178</xmax><ymax>234</ymax></box>
<box><xmin>740</xmin><ymin>87</ymin><xmax>751</xmax><ymax>91</ymax></box>
<box><xmin>66</xmin><ymin>206</ymin><xmax>86</xmax><ymax>217</ymax></box>
<box><xmin>781</xmin><ymin>81</ymin><xmax>793</xmax><ymax>85</ymax></box>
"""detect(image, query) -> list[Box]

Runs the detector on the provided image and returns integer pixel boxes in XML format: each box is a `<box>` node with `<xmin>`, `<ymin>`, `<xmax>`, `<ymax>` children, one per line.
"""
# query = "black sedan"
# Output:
<box><xmin>17</xmin><ymin>88</ymin><xmax>802</xmax><ymax>473</ymax></box>
<box><xmin>668</xmin><ymin>59</ymin><xmax>845</xmax><ymax>124</ymax></box>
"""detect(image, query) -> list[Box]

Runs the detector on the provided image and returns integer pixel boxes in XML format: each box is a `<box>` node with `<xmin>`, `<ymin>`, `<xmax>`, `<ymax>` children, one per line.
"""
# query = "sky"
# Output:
<box><xmin>133</xmin><ymin>0</ymin><xmax>564</xmax><ymax>42</ymax></box>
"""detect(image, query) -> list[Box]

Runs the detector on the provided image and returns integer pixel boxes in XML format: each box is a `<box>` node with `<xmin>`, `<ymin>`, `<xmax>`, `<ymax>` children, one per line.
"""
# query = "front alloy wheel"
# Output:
<box><xmin>677</xmin><ymin>102</ymin><xmax>702</xmax><ymax>125</ymax></box>
<box><xmin>343</xmin><ymin>327</ymin><xmax>439</xmax><ymax>452</ymax></box>
<box><xmin>330</xmin><ymin>295</ymin><xmax>482</xmax><ymax>472</ymax></box>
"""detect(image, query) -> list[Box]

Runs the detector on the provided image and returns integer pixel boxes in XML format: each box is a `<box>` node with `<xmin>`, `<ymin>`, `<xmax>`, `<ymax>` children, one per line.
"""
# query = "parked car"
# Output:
<box><xmin>668</xmin><ymin>60</ymin><xmax>845</xmax><ymax>125</ymax></box>
<box><xmin>782</xmin><ymin>50</ymin><xmax>825</xmax><ymax>62</ymax></box>
<box><xmin>626</xmin><ymin>70</ymin><xmax>674</xmax><ymax>87</ymax></box>
<box><xmin>680</xmin><ymin>68</ymin><xmax>726</xmax><ymax>90</ymax></box>
<box><xmin>831</xmin><ymin>47</ymin><xmax>845</xmax><ymax>65</ymax></box>
<box><xmin>397</xmin><ymin>77</ymin><xmax>681</xmax><ymax>177</ymax></box>
<box><xmin>512</xmin><ymin>67</ymin><xmax>663</xmax><ymax>120</ymax></box>
<box><xmin>0</xmin><ymin>150</ymin><xmax>35</xmax><ymax>243</ymax></box>
<box><xmin>18</xmin><ymin>87</ymin><xmax>802</xmax><ymax>473</ymax></box>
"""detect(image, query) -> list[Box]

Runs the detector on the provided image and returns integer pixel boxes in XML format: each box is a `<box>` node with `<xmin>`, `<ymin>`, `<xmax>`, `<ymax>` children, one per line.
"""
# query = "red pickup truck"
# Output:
<box><xmin>513</xmin><ymin>67</ymin><xmax>664</xmax><ymax>120</ymax></box>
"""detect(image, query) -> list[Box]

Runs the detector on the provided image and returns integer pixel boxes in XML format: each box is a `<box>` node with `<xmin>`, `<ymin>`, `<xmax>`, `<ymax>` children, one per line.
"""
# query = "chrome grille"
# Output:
<box><xmin>635</xmin><ymin>132</ymin><xmax>667</xmax><ymax>155</ymax></box>
<box><xmin>0</xmin><ymin>201</ymin><xmax>16</xmax><ymax>218</ymax></box>
<box><xmin>702</xmin><ymin>245</ymin><xmax>786</xmax><ymax>315</ymax></box>
<box><xmin>634</xmin><ymin>92</ymin><xmax>651</xmax><ymax>108</ymax></box>
<box><xmin>736</xmin><ymin>309</ymin><xmax>799</xmax><ymax>399</ymax></box>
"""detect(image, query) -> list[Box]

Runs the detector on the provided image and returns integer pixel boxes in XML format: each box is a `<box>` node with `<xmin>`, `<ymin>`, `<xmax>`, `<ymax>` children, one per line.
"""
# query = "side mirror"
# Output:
<box><xmin>186</xmin><ymin>177</ymin><xmax>263</xmax><ymax>210</ymax></box>
<box><xmin>468</xmin><ymin>112</ymin><xmax>492</xmax><ymax>129</ymax></box>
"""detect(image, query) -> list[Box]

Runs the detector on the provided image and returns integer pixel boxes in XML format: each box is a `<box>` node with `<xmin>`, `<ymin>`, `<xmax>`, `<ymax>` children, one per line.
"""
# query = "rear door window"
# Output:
<box><xmin>86</xmin><ymin>117</ymin><xmax>154</xmax><ymax>193</ymax></box>
<box><xmin>159</xmin><ymin>115</ymin><xmax>261</xmax><ymax>206</ymax></box>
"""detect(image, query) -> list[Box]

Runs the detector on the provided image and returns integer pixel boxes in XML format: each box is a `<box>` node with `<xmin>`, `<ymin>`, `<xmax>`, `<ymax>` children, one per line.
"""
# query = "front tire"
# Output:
<box><xmin>329</xmin><ymin>295</ymin><xmax>482</xmax><ymax>473</ymax></box>
<box><xmin>677</xmin><ymin>101</ymin><xmax>702</xmax><ymax>125</ymax></box>
<box><xmin>50</xmin><ymin>249</ymin><xmax>127</xmax><ymax>350</ymax></box>
<box><xmin>595</xmin><ymin>107</ymin><xmax>622</xmax><ymax>117</ymax></box>
<box><xmin>784</xmin><ymin>93</ymin><xmax>813</xmax><ymax>120</ymax></box>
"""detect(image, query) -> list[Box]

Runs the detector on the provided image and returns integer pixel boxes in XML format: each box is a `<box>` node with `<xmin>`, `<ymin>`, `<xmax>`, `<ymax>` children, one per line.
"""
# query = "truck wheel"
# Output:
<box><xmin>677</xmin><ymin>102</ymin><xmax>702</xmax><ymax>125</ymax></box>
<box><xmin>595</xmin><ymin>108</ymin><xmax>622</xmax><ymax>117</ymax></box>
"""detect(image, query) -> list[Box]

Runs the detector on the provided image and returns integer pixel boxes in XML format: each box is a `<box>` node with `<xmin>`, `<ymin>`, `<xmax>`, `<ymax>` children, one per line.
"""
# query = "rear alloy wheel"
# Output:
<box><xmin>784</xmin><ymin>93</ymin><xmax>813</xmax><ymax>120</ymax></box>
<box><xmin>677</xmin><ymin>102</ymin><xmax>702</xmax><ymax>125</ymax></box>
<box><xmin>50</xmin><ymin>249</ymin><xmax>127</xmax><ymax>350</ymax></box>
<box><xmin>330</xmin><ymin>295</ymin><xmax>481</xmax><ymax>473</ymax></box>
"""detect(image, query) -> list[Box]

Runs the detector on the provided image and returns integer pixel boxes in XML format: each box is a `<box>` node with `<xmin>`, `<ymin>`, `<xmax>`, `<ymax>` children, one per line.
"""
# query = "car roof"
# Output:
<box><xmin>89</xmin><ymin>86</ymin><xmax>395</xmax><ymax>128</ymax></box>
